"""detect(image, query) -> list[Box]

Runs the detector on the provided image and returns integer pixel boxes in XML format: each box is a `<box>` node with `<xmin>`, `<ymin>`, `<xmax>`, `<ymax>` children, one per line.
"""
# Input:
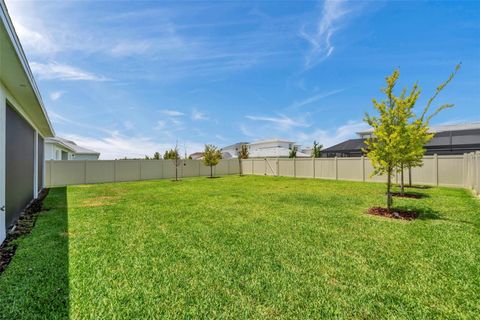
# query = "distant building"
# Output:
<box><xmin>220</xmin><ymin>142</ymin><xmax>249</xmax><ymax>158</ymax></box>
<box><xmin>247</xmin><ymin>139</ymin><xmax>310</xmax><ymax>158</ymax></box>
<box><xmin>189</xmin><ymin>152</ymin><xmax>204</xmax><ymax>160</ymax></box>
<box><xmin>45</xmin><ymin>137</ymin><xmax>100</xmax><ymax>160</ymax></box>
<box><xmin>322</xmin><ymin>123</ymin><xmax>480</xmax><ymax>157</ymax></box>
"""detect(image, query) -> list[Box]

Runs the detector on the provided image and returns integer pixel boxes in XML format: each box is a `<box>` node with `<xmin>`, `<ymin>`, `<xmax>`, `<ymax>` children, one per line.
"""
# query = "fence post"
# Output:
<box><xmin>276</xmin><ymin>158</ymin><xmax>279</xmax><ymax>176</ymax></box>
<box><xmin>313</xmin><ymin>157</ymin><xmax>316</xmax><ymax>179</ymax></box>
<box><xmin>138</xmin><ymin>160</ymin><xmax>142</xmax><ymax>180</ymax></box>
<box><xmin>84</xmin><ymin>160</ymin><xmax>87</xmax><ymax>184</ymax></box>
<box><xmin>362</xmin><ymin>156</ymin><xmax>365</xmax><ymax>182</ymax></box>
<box><xmin>334</xmin><ymin>156</ymin><xmax>338</xmax><ymax>180</ymax></box>
<box><xmin>293</xmin><ymin>157</ymin><xmax>296</xmax><ymax>178</ymax></box>
<box><xmin>434</xmin><ymin>153</ymin><xmax>438</xmax><ymax>186</ymax></box>
<box><xmin>475</xmin><ymin>151</ymin><xmax>480</xmax><ymax>195</ymax></box>
<box><xmin>114</xmin><ymin>160</ymin><xmax>117</xmax><ymax>182</ymax></box>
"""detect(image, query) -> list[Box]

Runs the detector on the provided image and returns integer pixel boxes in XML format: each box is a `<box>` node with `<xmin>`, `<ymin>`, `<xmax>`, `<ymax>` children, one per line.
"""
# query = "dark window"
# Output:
<box><xmin>5</xmin><ymin>102</ymin><xmax>34</xmax><ymax>228</ymax></box>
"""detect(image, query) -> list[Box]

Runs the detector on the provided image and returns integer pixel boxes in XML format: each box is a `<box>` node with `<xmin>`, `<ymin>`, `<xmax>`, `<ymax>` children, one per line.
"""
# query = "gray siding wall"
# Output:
<box><xmin>38</xmin><ymin>135</ymin><xmax>44</xmax><ymax>192</ymax></box>
<box><xmin>5</xmin><ymin>103</ymin><xmax>34</xmax><ymax>227</ymax></box>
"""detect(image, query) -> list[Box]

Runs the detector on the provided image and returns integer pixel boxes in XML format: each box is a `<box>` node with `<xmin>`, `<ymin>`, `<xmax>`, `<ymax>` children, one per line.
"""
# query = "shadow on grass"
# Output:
<box><xmin>396</xmin><ymin>206</ymin><xmax>479</xmax><ymax>227</ymax></box>
<box><xmin>0</xmin><ymin>187</ymin><xmax>69</xmax><ymax>319</ymax></box>
<box><xmin>391</xmin><ymin>191</ymin><xmax>430</xmax><ymax>199</ymax></box>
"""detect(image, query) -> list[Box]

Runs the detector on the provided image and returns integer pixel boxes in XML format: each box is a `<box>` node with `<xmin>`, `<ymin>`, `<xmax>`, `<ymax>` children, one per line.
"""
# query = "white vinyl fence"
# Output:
<box><xmin>242</xmin><ymin>152</ymin><xmax>480</xmax><ymax>195</ymax></box>
<box><xmin>46</xmin><ymin>159</ymin><xmax>239</xmax><ymax>187</ymax></box>
<box><xmin>45</xmin><ymin>153</ymin><xmax>480</xmax><ymax>195</ymax></box>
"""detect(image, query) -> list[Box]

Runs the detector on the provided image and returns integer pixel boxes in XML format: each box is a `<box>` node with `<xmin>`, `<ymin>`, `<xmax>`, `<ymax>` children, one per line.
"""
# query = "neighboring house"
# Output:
<box><xmin>322</xmin><ymin>123</ymin><xmax>480</xmax><ymax>157</ymax></box>
<box><xmin>247</xmin><ymin>139</ymin><xmax>310</xmax><ymax>158</ymax></box>
<box><xmin>220</xmin><ymin>142</ymin><xmax>249</xmax><ymax>158</ymax></box>
<box><xmin>301</xmin><ymin>148</ymin><xmax>313</xmax><ymax>157</ymax></box>
<box><xmin>0</xmin><ymin>1</ymin><xmax>55</xmax><ymax>242</ymax></box>
<box><xmin>45</xmin><ymin>137</ymin><xmax>100</xmax><ymax>160</ymax></box>
<box><xmin>189</xmin><ymin>152</ymin><xmax>204</xmax><ymax>160</ymax></box>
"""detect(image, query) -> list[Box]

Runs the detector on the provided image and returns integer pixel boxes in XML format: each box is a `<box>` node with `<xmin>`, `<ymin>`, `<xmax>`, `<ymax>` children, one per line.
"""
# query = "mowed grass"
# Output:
<box><xmin>0</xmin><ymin>175</ymin><xmax>479</xmax><ymax>319</ymax></box>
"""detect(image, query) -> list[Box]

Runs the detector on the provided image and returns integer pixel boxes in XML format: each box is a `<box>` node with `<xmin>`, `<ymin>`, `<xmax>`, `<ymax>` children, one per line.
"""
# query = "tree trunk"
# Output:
<box><xmin>400</xmin><ymin>164</ymin><xmax>404</xmax><ymax>195</ymax></box>
<box><xmin>210</xmin><ymin>165</ymin><xmax>213</xmax><ymax>178</ymax></box>
<box><xmin>239</xmin><ymin>158</ymin><xmax>243</xmax><ymax>176</ymax></box>
<box><xmin>175</xmin><ymin>165</ymin><xmax>178</xmax><ymax>181</ymax></box>
<box><xmin>408</xmin><ymin>166</ymin><xmax>412</xmax><ymax>187</ymax></box>
<box><xmin>387</xmin><ymin>167</ymin><xmax>393</xmax><ymax>211</ymax></box>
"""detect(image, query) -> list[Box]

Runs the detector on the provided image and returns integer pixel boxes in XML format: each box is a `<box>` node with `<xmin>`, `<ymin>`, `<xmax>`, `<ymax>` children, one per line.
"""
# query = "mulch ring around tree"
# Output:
<box><xmin>0</xmin><ymin>189</ymin><xmax>49</xmax><ymax>274</ymax></box>
<box><xmin>390</xmin><ymin>192</ymin><xmax>424</xmax><ymax>199</ymax></box>
<box><xmin>366</xmin><ymin>207</ymin><xmax>418</xmax><ymax>220</ymax></box>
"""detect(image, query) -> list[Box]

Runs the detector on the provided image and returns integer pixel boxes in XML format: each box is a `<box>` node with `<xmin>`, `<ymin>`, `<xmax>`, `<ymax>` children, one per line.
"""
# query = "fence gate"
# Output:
<box><xmin>265</xmin><ymin>158</ymin><xmax>277</xmax><ymax>176</ymax></box>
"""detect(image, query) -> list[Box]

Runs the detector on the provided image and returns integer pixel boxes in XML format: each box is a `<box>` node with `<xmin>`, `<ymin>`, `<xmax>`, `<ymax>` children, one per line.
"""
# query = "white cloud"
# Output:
<box><xmin>49</xmin><ymin>91</ymin><xmax>64</xmax><ymax>101</ymax></box>
<box><xmin>246</xmin><ymin>114</ymin><xmax>309</xmax><ymax>130</ymax></box>
<box><xmin>62</xmin><ymin>132</ymin><xmax>204</xmax><ymax>160</ymax></box>
<box><xmin>299</xmin><ymin>0</ymin><xmax>358</xmax><ymax>68</ymax></box>
<box><xmin>191</xmin><ymin>108</ymin><xmax>208</xmax><ymax>121</ymax></box>
<box><xmin>14</xmin><ymin>22</ymin><xmax>59</xmax><ymax>54</ymax></box>
<box><xmin>110</xmin><ymin>40</ymin><xmax>153</xmax><ymax>57</ymax></box>
<box><xmin>296</xmin><ymin>120</ymin><xmax>370</xmax><ymax>148</ymax></box>
<box><xmin>30</xmin><ymin>62</ymin><xmax>109</xmax><ymax>81</ymax></box>
<box><xmin>290</xmin><ymin>89</ymin><xmax>345</xmax><ymax>108</ymax></box>
<box><xmin>155</xmin><ymin>120</ymin><xmax>166</xmax><ymax>130</ymax></box>
<box><xmin>241</xmin><ymin>115</ymin><xmax>369</xmax><ymax>149</ymax></box>
<box><xmin>159</xmin><ymin>109</ymin><xmax>185</xmax><ymax>117</ymax></box>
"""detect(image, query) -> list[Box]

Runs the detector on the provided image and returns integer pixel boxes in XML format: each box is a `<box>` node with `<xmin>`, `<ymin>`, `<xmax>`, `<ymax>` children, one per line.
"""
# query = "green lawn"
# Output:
<box><xmin>0</xmin><ymin>176</ymin><xmax>479</xmax><ymax>319</ymax></box>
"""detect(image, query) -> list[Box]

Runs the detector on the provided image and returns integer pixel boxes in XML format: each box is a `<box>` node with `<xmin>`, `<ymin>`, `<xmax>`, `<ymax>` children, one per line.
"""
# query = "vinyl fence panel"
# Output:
<box><xmin>46</xmin><ymin>159</ymin><xmax>240</xmax><ymax>187</ymax></box>
<box><xmin>241</xmin><ymin>153</ymin><xmax>480</xmax><ymax>194</ymax></box>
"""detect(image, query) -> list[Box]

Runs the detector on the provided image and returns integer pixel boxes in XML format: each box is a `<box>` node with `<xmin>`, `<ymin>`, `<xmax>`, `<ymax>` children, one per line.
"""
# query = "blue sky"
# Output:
<box><xmin>6</xmin><ymin>0</ymin><xmax>480</xmax><ymax>159</ymax></box>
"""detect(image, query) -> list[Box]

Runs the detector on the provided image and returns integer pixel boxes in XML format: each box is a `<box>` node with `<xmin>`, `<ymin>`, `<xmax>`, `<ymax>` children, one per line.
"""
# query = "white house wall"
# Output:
<box><xmin>74</xmin><ymin>154</ymin><xmax>99</xmax><ymax>160</ymax></box>
<box><xmin>44</xmin><ymin>142</ymin><xmax>74</xmax><ymax>160</ymax></box>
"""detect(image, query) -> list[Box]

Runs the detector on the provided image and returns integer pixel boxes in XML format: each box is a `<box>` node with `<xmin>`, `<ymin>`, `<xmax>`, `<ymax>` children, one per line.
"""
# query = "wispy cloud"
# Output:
<box><xmin>49</xmin><ymin>91</ymin><xmax>64</xmax><ymax>101</ymax></box>
<box><xmin>290</xmin><ymin>89</ymin><xmax>345</xmax><ymax>108</ymax></box>
<box><xmin>159</xmin><ymin>109</ymin><xmax>185</xmax><ymax>117</ymax></box>
<box><xmin>30</xmin><ymin>62</ymin><xmax>109</xmax><ymax>81</ymax></box>
<box><xmin>299</xmin><ymin>0</ymin><xmax>358</xmax><ymax>68</ymax></box>
<box><xmin>62</xmin><ymin>132</ymin><xmax>204</xmax><ymax>160</ymax></box>
<box><xmin>155</xmin><ymin>120</ymin><xmax>167</xmax><ymax>131</ymax></box>
<box><xmin>246</xmin><ymin>114</ymin><xmax>309</xmax><ymax>130</ymax></box>
<box><xmin>296</xmin><ymin>120</ymin><xmax>369</xmax><ymax>147</ymax></box>
<box><xmin>14</xmin><ymin>22</ymin><xmax>59</xmax><ymax>54</ymax></box>
<box><xmin>191</xmin><ymin>108</ymin><xmax>209</xmax><ymax>121</ymax></box>
<box><xmin>241</xmin><ymin>117</ymin><xmax>369</xmax><ymax>148</ymax></box>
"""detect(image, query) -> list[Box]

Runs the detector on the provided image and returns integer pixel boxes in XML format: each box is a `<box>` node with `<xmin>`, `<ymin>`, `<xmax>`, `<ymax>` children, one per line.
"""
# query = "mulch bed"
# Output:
<box><xmin>391</xmin><ymin>192</ymin><xmax>424</xmax><ymax>199</ymax></box>
<box><xmin>0</xmin><ymin>189</ymin><xmax>49</xmax><ymax>274</ymax></box>
<box><xmin>366</xmin><ymin>207</ymin><xmax>418</xmax><ymax>220</ymax></box>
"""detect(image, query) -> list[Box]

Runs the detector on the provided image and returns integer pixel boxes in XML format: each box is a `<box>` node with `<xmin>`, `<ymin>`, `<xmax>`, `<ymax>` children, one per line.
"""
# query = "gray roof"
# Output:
<box><xmin>45</xmin><ymin>137</ymin><xmax>100</xmax><ymax>155</ymax></box>
<box><xmin>324</xmin><ymin>128</ymin><xmax>480</xmax><ymax>154</ymax></box>
<box><xmin>221</xmin><ymin>142</ymin><xmax>249</xmax><ymax>150</ymax></box>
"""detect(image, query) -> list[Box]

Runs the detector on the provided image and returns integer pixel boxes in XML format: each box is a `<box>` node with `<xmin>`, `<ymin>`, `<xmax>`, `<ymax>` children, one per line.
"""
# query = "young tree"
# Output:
<box><xmin>399</xmin><ymin>64</ymin><xmax>460</xmax><ymax>192</ymax></box>
<box><xmin>164</xmin><ymin>145</ymin><xmax>181</xmax><ymax>181</ymax></box>
<box><xmin>312</xmin><ymin>141</ymin><xmax>323</xmax><ymax>158</ymax></box>
<box><xmin>365</xmin><ymin>65</ymin><xmax>459</xmax><ymax>209</ymax></box>
<box><xmin>364</xmin><ymin>70</ymin><xmax>404</xmax><ymax>210</ymax></box>
<box><xmin>237</xmin><ymin>144</ymin><xmax>249</xmax><ymax>176</ymax></box>
<box><xmin>203</xmin><ymin>144</ymin><xmax>222</xmax><ymax>178</ymax></box>
<box><xmin>289</xmin><ymin>146</ymin><xmax>298</xmax><ymax>158</ymax></box>
<box><xmin>153</xmin><ymin>152</ymin><xmax>161</xmax><ymax>160</ymax></box>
